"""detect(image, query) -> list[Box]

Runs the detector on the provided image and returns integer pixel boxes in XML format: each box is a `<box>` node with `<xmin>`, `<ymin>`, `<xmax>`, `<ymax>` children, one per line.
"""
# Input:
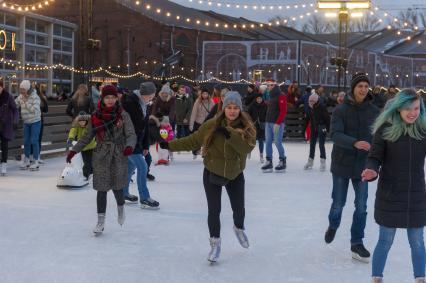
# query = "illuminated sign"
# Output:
<box><xmin>0</xmin><ymin>30</ymin><xmax>16</xmax><ymax>51</ymax></box>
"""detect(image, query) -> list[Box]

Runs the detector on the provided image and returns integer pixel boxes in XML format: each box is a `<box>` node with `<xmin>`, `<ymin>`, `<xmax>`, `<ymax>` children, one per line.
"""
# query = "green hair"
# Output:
<box><xmin>373</xmin><ymin>89</ymin><xmax>426</xmax><ymax>142</ymax></box>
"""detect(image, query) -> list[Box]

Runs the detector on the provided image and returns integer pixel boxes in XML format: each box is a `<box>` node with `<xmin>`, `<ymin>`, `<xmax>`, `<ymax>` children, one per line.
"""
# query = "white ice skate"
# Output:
<box><xmin>29</xmin><ymin>160</ymin><xmax>40</xmax><ymax>171</ymax></box>
<box><xmin>233</xmin><ymin>226</ymin><xmax>249</xmax><ymax>248</ymax></box>
<box><xmin>1</xmin><ymin>163</ymin><xmax>6</xmax><ymax>176</ymax></box>
<box><xmin>117</xmin><ymin>205</ymin><xmax>125</xmax><ymax>226</ymax></box>
<box><xmin>303</xmin><ymin>158</ymin><xmax>314</xmax><ymax>170</ymax></box>
<box><xmin>20</xmin><ymin>157</ymin><xmax>30</xmax><ymax>170</ymax></box>
<box><xmin>371</xmin><ymin>277</ymin><xmax>383</xmax><ymax>283</ymax></box>
<box><xmin>93</xmin><ymin>213</ymin><xmax>105</xmax><ymax>236</ymax></box>
<box><xmin>207</xmin><ymin>237</ymin><xmax>221</xmax><ymax>263</ymax></box>
<box><xmin>320</xmin><ymin>158</ymin><xmax>326</xmax><ymax>171</ymax></box>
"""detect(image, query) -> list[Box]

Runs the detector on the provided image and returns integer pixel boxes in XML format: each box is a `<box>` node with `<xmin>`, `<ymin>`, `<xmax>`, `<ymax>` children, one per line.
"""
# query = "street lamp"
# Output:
<box><xmin>317</xmin><ymin>0</ymin><xmax>371</xmax><ymax>90</ymax></box>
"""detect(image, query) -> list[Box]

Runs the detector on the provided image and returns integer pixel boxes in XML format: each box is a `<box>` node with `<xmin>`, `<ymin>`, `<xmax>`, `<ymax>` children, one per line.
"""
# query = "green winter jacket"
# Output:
<box><xmin>169</xmin><ymin>117</ymin><xmax>255</xmax><ymax>180</ymax></box>
<box><xmin>68</xmin><ymin>126</ymin><xmax>97</xmax><ymax>151</ymax></box>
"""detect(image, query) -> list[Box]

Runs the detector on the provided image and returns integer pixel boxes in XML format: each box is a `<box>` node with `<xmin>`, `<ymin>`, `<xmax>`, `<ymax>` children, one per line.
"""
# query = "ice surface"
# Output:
<box><xmin>0</xmin><ymin>142</ymin><xmax>420</xmax><ymax>283</ymax></box>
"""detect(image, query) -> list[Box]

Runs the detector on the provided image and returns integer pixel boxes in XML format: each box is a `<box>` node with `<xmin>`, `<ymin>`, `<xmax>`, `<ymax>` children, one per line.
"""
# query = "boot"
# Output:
<box><xmin>233</xmin><ymin>226</ymin><xmax>249</xmax><ymax>248</ymax></box>
<box><xmin>372</xmin><ymin>277</ymin><xmax>383</xmax><ymax>283</ymax></box>
<box><xmin>415</xmin><ymin>278</ymin><xmax>426</xmax><ymax>283</ymax></box>
<box><xmin>29</xmin><ymin>160</ymin><xmax>40</xmax><ymax>171</ymax></box>
<box><xmin>260</xmin><ymin>153</ymin><xmax>264</xmax><ymax>163</ymax></box>
<box><xmin>324</xmin><ymin>227</ymin><xmax>337</xmax><ymax>244</ymax></box>
<box><xmin>117</xmin><ymin>205</ymin><xmax>125</xmax><ymax>226</ymax></box>
<box><xmin>20</xmin><ymin>157</ymin><xmax>30</xmax><ymax>170</ymax></box>
<box><xmin>274</xmin><ymin>157</ymin><xmax>286</xmax><ymax>172</ymax></box>
<box><xmin>207</xmin><ymin>237</ymin><xmax>221</xmax><ymax>263</ymax></box>
<box><xmin>304</xmin><ymin>158</ymin><xmax>314</xmax><ymax>170</ymax></box>
<box><xmin>320</xmin><ymin>158</ymin><xmax>326</xmax><ymax>171</ymax></box>
<box><xmin>261</xmin><ymin>158</ymin><xmax>273</xmax><ymax>173</ymax></box>
<box><xmin>351</xmin><ymin>244</ymin><xmax>371</xmax><ymax>263</ymax></box>
<box><xmin>93</xmin><ymin>213</ymin><xmax>106</xmax><ymax>236</ymax></box>
<box><xmin>1</xmin><ymin>163</ymin><xmax>6</xmax><ymax>176</ymax></box>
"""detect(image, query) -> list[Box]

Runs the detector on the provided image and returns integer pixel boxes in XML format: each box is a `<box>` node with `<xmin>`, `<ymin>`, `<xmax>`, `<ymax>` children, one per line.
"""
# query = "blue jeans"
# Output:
<box><xmin>257</xmin><ymin>139</ymin><xmax>264</xmax><ymax>154</ymax></box>
<box><xmin>328</xmin><ymin>174</ymin><xmax>368</xmax><ymax>244</ymax></box>
<box><xmin>123</xmin><ymin>154</ymin><xmax>150</xmax><ymax>200</ymax></box>
<box><xmin>372</xmin><ymin>226</ymin><xmax>425</xmax><ymax>278</ymax></box>
<box><xmin>23</xmin><ymin>121</ymin><xmax>41</xmax><ymax>160</ymax></box>
<box><xmin>265</xmin><ymin>122</ymin><xmax>285</xmax><ymax>160</ymax></box>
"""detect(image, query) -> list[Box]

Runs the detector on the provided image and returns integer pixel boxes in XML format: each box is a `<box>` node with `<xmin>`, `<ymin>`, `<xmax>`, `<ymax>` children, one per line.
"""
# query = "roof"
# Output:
<box><xmin>385</xmin><ymin>31</ymin><xmax>426</xmax><ymax>57</ymax></box>
<box><xmin>349</xmin><ymin>29</ymin><xmax>416</xmax><ymax>53</ymax></box>
<box><xmin>313</xmin><ymin>31</ymin><xmax>377</xmax><ymax>47</ymax></box>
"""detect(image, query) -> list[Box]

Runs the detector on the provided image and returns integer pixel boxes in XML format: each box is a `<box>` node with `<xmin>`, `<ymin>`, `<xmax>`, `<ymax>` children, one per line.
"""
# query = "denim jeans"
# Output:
<box><xmin>265</xmin><ymin>122</ymin><xmax>285</xmax><ymax>160</ymax></box>
<box><xmin>309</xmin><ymin>128</ymin><xmax>326</xmax><ymax>159</ymax></box>
<box><xmin>257</xmin><ymin>139</ymin><xmax>264</xmax><ymax>154</ymax></box>
<box><xmin>328</xmin><ymin>174</ymin><xmax>368</xmax><ymax>244</ymax></box>
<box><xmin>123</xmin><ymin>154</ymin><xmax>150</xmax><ymax>200</ymax></box>
<box><xmin>372</xmin><ymin>226</ymin><xmax>425</xmax><ymax>278</ymax></box>
<box><xmin>23</xmin><ymin>121</ymin><xmax>41</xmax><ymax>160</ymax></box>
<box><xmin>176</xmin><ymin>125</ymin><xmax>190</xmax><ymax>139</ymax></box>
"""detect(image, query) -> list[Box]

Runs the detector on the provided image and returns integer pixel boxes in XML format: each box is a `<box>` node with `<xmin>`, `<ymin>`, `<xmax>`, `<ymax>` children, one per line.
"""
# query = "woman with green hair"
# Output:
<box><xmin>362</xmin><ymin>89</ymin><xmax>426</xmax><ymax>283</ymax></box>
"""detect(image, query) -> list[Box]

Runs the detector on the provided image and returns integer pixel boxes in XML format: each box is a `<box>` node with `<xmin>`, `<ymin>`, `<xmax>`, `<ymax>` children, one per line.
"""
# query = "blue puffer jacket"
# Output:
<box><xmin>330</xmin><ymin>92</ymin><xmax>380</xmax><ymax>179</ymax></box>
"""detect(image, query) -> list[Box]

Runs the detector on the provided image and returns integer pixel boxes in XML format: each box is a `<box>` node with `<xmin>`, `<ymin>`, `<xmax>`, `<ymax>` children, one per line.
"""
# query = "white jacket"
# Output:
<box><xmin>15</xmin><ymin>90</ymin><xmax>41</xmax><ymax>124</ymax></box>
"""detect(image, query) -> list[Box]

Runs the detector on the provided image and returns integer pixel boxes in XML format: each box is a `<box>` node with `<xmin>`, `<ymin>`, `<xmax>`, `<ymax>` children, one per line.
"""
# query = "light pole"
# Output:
<box><xmin>317</xmin><ymin>0</ymin><xmax>371</xmax><ymax>90</ymax></box>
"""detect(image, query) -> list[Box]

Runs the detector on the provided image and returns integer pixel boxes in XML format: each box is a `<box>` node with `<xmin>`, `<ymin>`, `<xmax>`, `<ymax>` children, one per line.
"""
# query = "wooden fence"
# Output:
<box><xmin>4</xmin><ymin>103</ymin><xmax>311</xmax><ymax>160</ymax></box>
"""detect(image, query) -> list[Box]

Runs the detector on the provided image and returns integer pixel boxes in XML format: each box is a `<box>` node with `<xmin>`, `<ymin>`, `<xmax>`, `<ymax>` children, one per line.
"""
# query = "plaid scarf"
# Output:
<box><xmin>91</xmin><ymin>100</ymin><xmax>123</xmax><ymax>142</ymax></box>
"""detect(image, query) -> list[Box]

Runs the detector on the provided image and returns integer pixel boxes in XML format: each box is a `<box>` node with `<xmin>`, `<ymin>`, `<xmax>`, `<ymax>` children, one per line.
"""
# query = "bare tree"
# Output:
<box><xmin>301</xmin><ymin>14</ymin><xmax>336</xmax><ymax>34</ymax></box>
<box><xmin>351</xmin><ymin>13</ymin><xmax>382</xmax><ymax>32</ymax></box>
<box><xmin>268</xmin><ymin>15</ymin><xmax>298</xmax><ymax>29</ymax></box>
<box><xmin>392</xmin><ymin>8</ymin><xmax>426</xmax><ymax>29</ymax></box>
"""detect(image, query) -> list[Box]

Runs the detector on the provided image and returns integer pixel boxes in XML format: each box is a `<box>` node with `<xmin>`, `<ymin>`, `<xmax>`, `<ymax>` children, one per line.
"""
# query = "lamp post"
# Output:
<box><xmin>317</xmin><ymin>0</ymin><xmax>371</xmax><ymax>90</ymax></box>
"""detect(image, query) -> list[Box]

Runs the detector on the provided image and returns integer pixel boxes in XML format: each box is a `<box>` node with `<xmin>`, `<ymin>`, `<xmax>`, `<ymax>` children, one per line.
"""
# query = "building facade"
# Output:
<box><xmin>0</xmin><ymin>7</ymin><xmax>75</xmax><ymax>97</ymax></box>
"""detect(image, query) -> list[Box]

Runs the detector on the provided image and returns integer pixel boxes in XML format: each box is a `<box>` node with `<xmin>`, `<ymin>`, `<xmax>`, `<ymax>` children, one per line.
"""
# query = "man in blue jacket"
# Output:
<box><xmin>325</xmin><ymin>73</ymin><xmax>380</xmax><ymax>263</ymax></box>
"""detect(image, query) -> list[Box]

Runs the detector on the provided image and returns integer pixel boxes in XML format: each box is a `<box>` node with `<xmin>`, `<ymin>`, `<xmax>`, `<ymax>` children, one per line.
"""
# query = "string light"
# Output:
<box><xmin>1</xmin><ymin>0</ymin><xmax>55</xmax><ymax>12</ymax></box>
<box><xmin>185</xmin><ymin>0</ymin><xmax>315</xmax><ymax>11</ymax></box>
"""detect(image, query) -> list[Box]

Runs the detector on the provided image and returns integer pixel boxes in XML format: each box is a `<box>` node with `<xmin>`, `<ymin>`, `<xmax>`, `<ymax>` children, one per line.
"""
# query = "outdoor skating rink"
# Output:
<box><xmin>0</xmin><ymin>142</ymin><xmax>420</xmax><ymax>283</ymax></box>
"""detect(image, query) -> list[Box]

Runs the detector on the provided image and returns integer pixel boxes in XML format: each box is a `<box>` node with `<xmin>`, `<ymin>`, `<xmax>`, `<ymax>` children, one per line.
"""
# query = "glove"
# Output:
<box><xmin>273</xmin><ymin>124</ymin><xmax>280</xmax><ymax>136</ymax></box>
<box><xmin>66</xmin><ymin>151</ymin><xmax>76</xmax><ymax>163</ymax></box>
<box><xmin>215</xmin><ymin>126</ymin><xmax>231</xmax><ymax>139</ymax></box>
<box><xmin>123</xmin><ymin>146</ymin><xmax>133</xmax><ymax>156</ymax></box>
<box><xmin>159</xmin><ymin>141</ymin><xmax>169</xmax><ymax>150</ymax></box>
<box><xmin>321</xmin><ymin>127</ymin><xmax>328</xmax><ymax>135</ymax></box>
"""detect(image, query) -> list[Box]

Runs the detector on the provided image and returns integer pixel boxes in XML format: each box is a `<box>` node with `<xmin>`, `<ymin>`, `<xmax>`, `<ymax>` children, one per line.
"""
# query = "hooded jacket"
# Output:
<box><xmin>330</xmin><ymin>92</ymin><xmax>380</xmax><ymax>178</ymax></box>
<box><xmin>265</xmin><ymin>85</ymin><xmax>287</xmax><ymax>124</ymax></box>
<box><xmin>15</xmin><ymin>90</ymin><xmax>41</xmax><ymax>124</ymax></box>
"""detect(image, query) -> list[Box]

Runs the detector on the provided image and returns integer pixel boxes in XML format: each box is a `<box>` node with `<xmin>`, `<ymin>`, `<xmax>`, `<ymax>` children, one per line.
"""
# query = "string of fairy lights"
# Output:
<box><xmin>0</xmin><ymin>0</ymin><xmax>55</xmax><ymax>12</ymax></box>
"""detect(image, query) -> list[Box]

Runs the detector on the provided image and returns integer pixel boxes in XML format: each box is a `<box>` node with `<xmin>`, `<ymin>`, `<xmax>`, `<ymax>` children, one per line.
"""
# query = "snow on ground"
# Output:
<box><xmin>0</xmin><ymin>142</ymin><xmax>420</xmax><ymax>283</ymax></box>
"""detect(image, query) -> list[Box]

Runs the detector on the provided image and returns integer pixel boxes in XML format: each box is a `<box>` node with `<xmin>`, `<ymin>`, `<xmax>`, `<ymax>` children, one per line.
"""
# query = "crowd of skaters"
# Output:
<box><xmin>0</xmin><ymin>75</ymin><xmax>425</xmax><ymax>282</ymax></box>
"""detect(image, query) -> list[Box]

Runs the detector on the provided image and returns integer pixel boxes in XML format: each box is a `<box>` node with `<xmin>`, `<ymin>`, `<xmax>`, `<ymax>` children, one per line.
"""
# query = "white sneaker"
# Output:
<box><xmin>29</xmin><ymin>160</ymin><xmax>40</xmax><ymax>171</ymax></box>
<box><xmin>1</xmin><ymin>163</ymin><xmax>6</xmax><ymax>176</ymax></box>
<box><xmin>20</xmin><ymin>157</ymin><xmax>30</xmax><ymax>170</ymax></box>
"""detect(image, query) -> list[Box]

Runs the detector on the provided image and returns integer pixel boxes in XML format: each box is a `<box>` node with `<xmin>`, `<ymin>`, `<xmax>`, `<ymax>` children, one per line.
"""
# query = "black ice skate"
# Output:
<box><xmin>140</xmin><ymin>198</ymin><xmax>160</xmax><ymax>210</ymax></box>
<box><xmin>351</xmin><ymin>244</ymin><xmax>370</xmax><ymax>263</ymax></box>
<box><xmin>274</xmin><ymin>157</ymin><xmax>286</xmax><ymax>172</ymax></box>
<box><xmin>125</xmin><ymin>194</ymin><xmax>138</xmax><ymax>203</ymax></box>
<box><xmin>324</xmin><ymin>227</ymin><xmax>336</xmax><ymax>244</ymax></box>
<box><xmin>261</xmin><ymin>158</ymin><xmax>273</xmax><ymax>173</ymax></box>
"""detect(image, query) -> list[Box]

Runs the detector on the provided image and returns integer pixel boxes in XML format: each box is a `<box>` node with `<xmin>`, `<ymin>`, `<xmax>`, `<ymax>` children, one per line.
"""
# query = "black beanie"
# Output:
<box><xmin>351</xmin><ymin>73</ymin><xmax>370</xmax><ymax>94</ymax></box>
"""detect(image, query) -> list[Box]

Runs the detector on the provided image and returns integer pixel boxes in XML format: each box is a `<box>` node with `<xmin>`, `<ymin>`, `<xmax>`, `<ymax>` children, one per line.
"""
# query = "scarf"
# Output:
<box><xmin>91</xmin><ymin>100</ymin><xmax>123</xmax><ymax>142</ymax></box>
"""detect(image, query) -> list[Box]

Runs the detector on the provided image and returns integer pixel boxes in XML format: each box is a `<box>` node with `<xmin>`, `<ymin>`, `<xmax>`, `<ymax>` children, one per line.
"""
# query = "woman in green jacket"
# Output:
<box><xmin>160</xmin><ymin>91</ymin><xmax>256</xmax><ymax>263</ymax></box>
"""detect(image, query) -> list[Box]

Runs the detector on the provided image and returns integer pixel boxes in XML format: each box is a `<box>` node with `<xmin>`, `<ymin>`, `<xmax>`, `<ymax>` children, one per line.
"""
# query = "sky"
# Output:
<box><xmin>170</xmin><ymin>0</ymin><xmax>426</xmax><ymax>23</ymax></box>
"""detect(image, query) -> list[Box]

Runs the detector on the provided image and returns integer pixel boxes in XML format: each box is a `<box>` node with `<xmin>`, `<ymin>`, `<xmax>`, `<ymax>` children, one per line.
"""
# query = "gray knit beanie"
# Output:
<box><xmin>223</xmin><ymin>91</ymin><xmax>242</xmax><ymax>109</ymax></box>
<box><xmin>160</xmin><ymin>83</ymin><xmax>173</xmax><ymax>96</ymax></box>
<box><xmin>140</xmin><ymin>82</ymin><xmax>156</xmax><ymax>96</ymax></box>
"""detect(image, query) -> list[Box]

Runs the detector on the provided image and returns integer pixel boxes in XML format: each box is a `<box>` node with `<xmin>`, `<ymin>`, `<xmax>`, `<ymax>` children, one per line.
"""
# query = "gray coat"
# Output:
<box><xmin>72</xmin><ymin>111</ymin><xmax>136</xmax><ymax>192</ymax></box>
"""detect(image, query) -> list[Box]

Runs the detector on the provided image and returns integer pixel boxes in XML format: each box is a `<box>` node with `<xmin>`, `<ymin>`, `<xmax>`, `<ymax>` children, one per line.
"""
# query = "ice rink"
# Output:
<box><xmin>0</xmin><ymin>142</ymin><xmax>420</xmax><ymax>283</ymax></box>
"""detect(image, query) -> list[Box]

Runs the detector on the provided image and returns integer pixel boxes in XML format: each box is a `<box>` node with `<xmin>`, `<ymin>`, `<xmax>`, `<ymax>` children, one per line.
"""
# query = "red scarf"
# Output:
<box><xmin>91</xmin><ymin>101</ymin><xmax>123</xmax><ymax>141</ymax></box>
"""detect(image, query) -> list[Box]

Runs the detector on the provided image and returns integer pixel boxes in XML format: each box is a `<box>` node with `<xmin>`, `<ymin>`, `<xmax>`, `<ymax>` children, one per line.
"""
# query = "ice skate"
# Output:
<box><xmin>320</xmin><ymin>158</ymin><xmax>326</xmax><ymax>171</ymax></box>
<box><xmin>20</xmin><ymin>157</ymin><xmax>30</xmax><ymax>170</ymax></box>
<box><xmin>274</xmin><ymin>158</ymin><xmax>286</xmax><ymax>172</ymax></box>
<box><xmin>125</xmin><ymin>194</ymin><xmax>138</xmax><ymax>203</ymax></box>
<box><xmin>140</xmin><ymin>198</ymin><xmax>160</xmax><ymax>210</ymax></box>
<box><xmin>261</xmin><ymin>158</ymin><xmax>273</xmax><ymax>173</ymax></box>
<box><xmin>260</xmin><ymin>154</ymin><xmax>264</xmax><ymax>163</ymax></box>
<box><xmin>304</xmin><ymin>158</ymin><xmax>314</xmax><ymax>170</ymax></box>
<box><xmin>415</xmin><ymin>278</ymin><xmax>426</xmax><ymax>283</ymax></box>
<box><xmin>93</xmin><ymin>213</ymin><xmax>105</xmax><ymax>236</ymax></box>
<box><xmin>117</xmin><ymin>205</ymin><xmax>125</xmax><ymax>226</ymax></box>
<box><xmin>207</xmin><ymin>237</ymin><xmax>221</xmax><ymax>263</ymax></box>
<box><xmin>1</xmin><ymin>163</ymin><xmax>6</xmax><ymax>176</ymax></box>
<box><xmin>37</xmin><ymin>158</ymin><xmax>45</xmax><ymax>165</ymax></box>
<box><xmin>29</xmin><ymin>160</ymin><xmax>40</xmax><ymax>171</ymax></box>
<box><xmin>351</xmin><ymin>244</ymin><xmax>370</xmax><ymax>263</ymax></box>
<box><xmin>372</xmin><ymin>277</ymin><xmax>383</xmax><ymax>283</ymax></box>
<box><xmin>324</xmin><ymin>227</ymin><xmax>336</xmax><ymax>244</ymax></box>
<box><xmin>233</xmin><ymin>226</ymin><xmax>249</xmax><ymax>248</ymax></box>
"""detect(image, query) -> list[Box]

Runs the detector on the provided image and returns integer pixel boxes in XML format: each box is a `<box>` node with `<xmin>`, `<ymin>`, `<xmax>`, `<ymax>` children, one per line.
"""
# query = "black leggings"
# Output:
<box><xmin>81</xmin><ymin>150</ymin><xmax>93</xmax><ymax>178</ymax></box>
<box><xmin>0</xmin><ymin>135</ymin><xmax>8</xmax><ymax>163</ymax></box>
<box><xmin>96</xmin><ymin>190</ymin><xmax>125</xmax><ymax>214</ymax></box>
<box><xmin>203</xmin><ymin>168</ymin><xmax>245</xmax><ymax>238</ymax></box>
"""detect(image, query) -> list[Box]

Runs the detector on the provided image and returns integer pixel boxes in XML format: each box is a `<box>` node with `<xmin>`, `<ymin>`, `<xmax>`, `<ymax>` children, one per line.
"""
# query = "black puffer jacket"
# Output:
<box><xmin>330</xmin><ymin>93</ymin><xmax>380</xmax><ymax>178</ymax></box>
<box><xmin>308</xmin><ymin>102</ymin><xmax>330</xmax><ymax>132</ymax></box>
<box><xmin>248</xmin><ymin>101</ymin><xmax>267</xmax><ymax>140</ymax></box>
<box><xmin>121</xmin><ymin>92</ymin><xmax>149</xmax><ymax>154</ymax></box>
<box><xmin>366</xmin><ymin>124</ymin><xmax>426</xmax><ymax>228</ymax></box>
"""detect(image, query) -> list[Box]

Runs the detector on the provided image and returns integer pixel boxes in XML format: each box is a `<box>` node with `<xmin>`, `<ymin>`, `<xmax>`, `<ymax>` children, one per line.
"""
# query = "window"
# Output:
<box><xmin>36</xmin><ymin>50</ymin><xmax>47</xmax><ymax>63</ymax></box>
<box><xmin>25</xmin><ymin>48</ymin><xmax>35</xmax><ymax>62</ymax></box>
<box><xmin>62</xmin><ymin>27</ymin><xmax>72</xmax><ymax>38</ymax></box>
<box><xmin>36</xmin><ymin>35</ymin><xmax>47</xmax><ymax>46</ymax></box>
<box><xmin>36</xmin><ymin>21</ymin><xmax>47</xmax><ymax>33</ymax></box>
<box><xmin>53</xmin><ymin>25</ymin><xmax>61</xmax><ymax>36</ymax></box>
<box><xmin>176</xmin><ymin>34</ymin><xmax>189</xmax><ymax>46</ymax></box>
<box><xmin>53</xmin><ymin>39</ymin><xmax>61</xmax><ymax>50</ymax></box>
<box><xmin>53</xmin><ymin>70</ymin><xmax>71</xmax><ymax>80</ymax></box>
<box><xmin>26</xmin><ymin>19</ymin><xmax>36</xmax><ymax>30</ymax></box>
<box><xmin>25</xmin><ymin>33</ymin><xmax>35</xmax><ymax>44</ymax></box>
<box><xmin>5</xmin><ymin>14</ymin><xmax>17</xmax><ymax>27</ymax></box>
<box><xmin>53</xmin><ymin>53</ymin><xmax>72</xmax><ymax>66</ymax></box>
<box><xmin>62</xmin><ymin>40</ymin><xmax>72</xmax><ymax>52</ymax></box>
<box><xmin>26</xmin><ymin>48</ymin><xmax>47</xmax><ymax>63</ymax></box>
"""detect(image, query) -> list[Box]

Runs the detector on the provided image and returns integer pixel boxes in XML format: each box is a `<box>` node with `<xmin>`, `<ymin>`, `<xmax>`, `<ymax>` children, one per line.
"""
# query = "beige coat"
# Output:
<box><xmin>189</xmin><ymin>98</ymin><xmax>214</xmax><ymax>131</ymax></box>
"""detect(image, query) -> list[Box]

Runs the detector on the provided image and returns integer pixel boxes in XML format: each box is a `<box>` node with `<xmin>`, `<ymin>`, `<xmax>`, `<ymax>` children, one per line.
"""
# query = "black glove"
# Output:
<box><xmin>159</xmin><ymin>141</ymin><xmax>169</xmax><ymax>149</ymax></box>
<box><xmin>321</xmin><ymin>128</ymin><xmax>328</xmax><ymax>135</ymax></box>
<box><xmin>215</xmin><ymin>126</ymin><xmax>231</xmax><ymax>139</ymax></box>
